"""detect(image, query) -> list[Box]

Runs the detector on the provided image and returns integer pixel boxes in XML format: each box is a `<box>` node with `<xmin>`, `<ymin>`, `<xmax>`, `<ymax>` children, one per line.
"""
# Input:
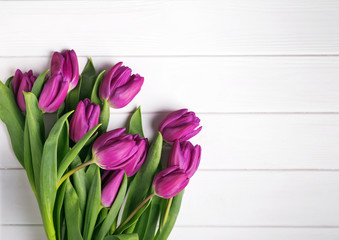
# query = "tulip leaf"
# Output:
<box><xmin>39</xmin><ymin>111</ymin><xmax>73</xmax><ymax>240</ymax></box>
<box><xmin>83</xmin><ymin>166</ymin><xmax>101</xmax><ymax>240</ymax></box>
<box><xmin>57</xmin><ymin>120</ymin><xmax>69</xmax><ymax>167</ymax></box>
<box><xmin>57</xmin><ymin>123</ymin><xmax>101</xmax><ymax>181</ymax></box>
<box><xmin>121</xmin><ymin>132</ymin><xmax>163</xmax><ymax>223</ymax></box>
<box><xmin>64</xmin><ymin>179</ymin><xmax>83</xmax><ymax>240</ymax></box>
<box><xmin>24</xmin><ymin>120</ymin><xmax>37</xmax><ymax>196</ymax></box>
<box><xmin>104</xmin><ymin>234</ymin><xmax>139</xmax><ymax>240</ymax></box>
<box><xmin>31</xmin><ymin>69</ymin><xmax>49</xmax><ymax>98</ymax></box>
<box><xmin>95</xmin><ymin>208</ymin><xmax>108</xmax><ymax>230</ymax></box>
<box><xmin>24</xmin><ymin>92</ymin><xmax>45</xmax><ymax>196</ymax></box>
<box><xmin>155</xmin><ymin>190</ymin><xmax>184</xmax><ymax>240</ymax></box>
<box><xmin>80</xmin><ymin>58</ymin><xmax>97</xmax><ymax>100</ymax></box>
<box><xmin>0</xmin><ymin>82</ymin><xmax>25</xmax><ymax>166</ymax></box>
<box><xmin>95</xmin><ymin>174</ymin><xmax>128</xmax><ymax>240</ymax></box>
<box><xmin>91</xmin><ymin>70</ymin><xmax>105</xmax><ymax>105</ymax></box>
<box><xmin>128</xmin><ymin>107</ymin><xmax>144</xmax><ymax>137</ymax></box>
<box><xmin>54</xmin><ymin>181</ymin><xmax>67</xmax><ymax>240</ymax></box>
<box><xmin>5</xmin><ymin>76</ymin><xmax>13</xmax><ymax>90</ymax></box>
<box><xmin>115</xmin><ymin>197</ymin><xmax>152</xmax><ymax>235</ymax></box>
<box><xmin>67</xmin><ymin>75</ymin><xmax>83</xmax><ymax>111</ymax></box>
<box><xmin>134</xmin><ymin>196</ymin><xmax>162</xmax><ymax>240</ymax></box>
<box><xmin>71</xmin><ymin>156</ymin><xmax>87</xmax><ymax>216</ymax></box>
<box><xmin>85</xmin><ymin>164</ymin><xmax>98</xmax><ymax>191</ymax></box>
<box><xmin>99</xmin><ymin>99</ymin><xmax>110</xmax><ymax>133</ymax></box>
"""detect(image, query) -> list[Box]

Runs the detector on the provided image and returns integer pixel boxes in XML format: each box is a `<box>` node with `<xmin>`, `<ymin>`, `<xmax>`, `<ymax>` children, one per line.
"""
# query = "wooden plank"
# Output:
<box><xmin>2</xmin><ymin>170</ymin><xmax>339</xmax><ymax>226</ymax></box>
<box><xmin>1</xmin><ymin>1</ymin><xmax>339</xmax><ymax>56</ymax></box>
<box><xmin>2</xmin><ymin>113</ymin><xmax>339</xmax><ymax>169</ymax></box>
<box><xmin>2</xmin><ymin>226</ymin><xmax>339</xmax><ymax>240</ymax></box>
<box><xmin>1</xmin><ymin>57</ymin><xmax>339</xmax><ymax>113</ymax></box>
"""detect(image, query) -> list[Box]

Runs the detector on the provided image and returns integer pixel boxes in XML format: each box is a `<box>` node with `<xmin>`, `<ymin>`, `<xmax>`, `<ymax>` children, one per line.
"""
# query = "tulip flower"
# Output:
<box><xmin>153</xmin><ymin>166</ymin><xmax>189</xmax><ymax>199</ymax></box>
<box><xmin>12</xmin><ymin>69</ymin><xmax>37</xmax><ymax>111</ymax></box>
<box><xmin>69</xmin><ymin>98</ymin><xmax>100</xmax><ymax>142</ymax></box>
<box><xmin>168</xmin><ymin>140</ymin><xmax>201</xmax><ymax>178</ymax></box>
<box><xmin>92</xmin><ymin>128</ymin><xmax>148</xmax><ymax>174</ymax></box>
<box><xmin>38</xmin><ymin>74</ymin><xmax>69</xmax><ymax>113</ymax></box>
<box><xmin>159</xmin><ymin>109</ymin><xmax>202</xmax><ymax>144</ymax></box>
<box><xmin>101</xmin><ymin>170</ymin><xmax>124</xmax><ymax>207</ymax></box>
<box><xmin>51</xmin><ymin>49</ymin><xmax>79</xmax><ymax>90</ymax></box>
<box><xmin>99</xmin><ymin>62</ymin><xmax>144</xmax><ymax>109</ymax></box>
<box><xmin>121</xmin><ymin>134</ymin><xmax>148</xmax><ymax>176</ymax></box>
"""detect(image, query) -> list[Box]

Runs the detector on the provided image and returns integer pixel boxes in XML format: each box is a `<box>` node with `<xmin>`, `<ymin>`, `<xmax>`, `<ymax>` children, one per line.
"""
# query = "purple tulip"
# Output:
<box><xmin>38</xmin><ymin>74</ymin><xmax>69</xmax><ymax>113</ymax></box>
<box><xmin>168</xmin><ymin>140</ymin><xmax>201</xmax><ymax>178</ymax></box>
<box><xmin>153</xmin><ymin>166</ymin><xmax>189</xmax><ymax>199</ymax></box>
<box><xmin>101</xmin><ymin>170</ymin><xmax>124</xmax><ymax>207</ymax></box>
<box><xmin>51</xmin><ymin>49</ymin><xmax>79</xmax><ymax>90</ymax></box>
<box><xmin>99</xmin><ymin>62</ymin><xmax>144</xmax><ymax>109</ymax></box>
<box><xmin>69</xmin><ymin>98</ymin><xmax>100</xmax><ymax>142</ymax></box>
<box><xmin>12</xmin><ymin>69</ymin><xmax>37</xmax><ymax>111</ymax></box>
<box><xmin>92</xmin><ymin>128</ymin><xmax>148</xmax><ymax>175</ymax></box>
<box><xmin>159</xmin><ymin>109</ymin><xmax>202</xmax><ymax>144</ymax></box>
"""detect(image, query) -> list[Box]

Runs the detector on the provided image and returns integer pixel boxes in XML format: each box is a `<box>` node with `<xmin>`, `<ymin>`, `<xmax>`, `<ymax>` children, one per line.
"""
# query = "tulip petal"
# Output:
<box><xmin>158</xmin><ymin>109</ymin><xmax>188</xmax><ymax>132</ymax></box>
<box><xmin>99</xmin><ymin>62</ymin><xmax>123</xmax><ymax>100</ymax></box>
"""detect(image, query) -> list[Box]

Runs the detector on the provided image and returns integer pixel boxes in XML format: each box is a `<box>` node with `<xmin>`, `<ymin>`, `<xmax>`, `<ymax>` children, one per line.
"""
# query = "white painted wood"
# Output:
<box><xmin>1</xmin><ymin>1</ymin><xmax>339</xmax><ymax>56</ymax></box>
<box><xmin>2</xmin><ymin>57</ymin><xmax>339</xmax><ymax>114</ymax></box>
<box><xmin>2</xmin><ymin>226</ymin><xmax>339</xmax><ymax>240</ymax></box>
<box><xmin>3</xmin><ymin>113</ymin><xmax>339</xmax><ymax>170</ymax></box>
<box><xmin>2</xmin><ymin>170</ymin><xmax>339</xmax><ymax>226</ymax></box>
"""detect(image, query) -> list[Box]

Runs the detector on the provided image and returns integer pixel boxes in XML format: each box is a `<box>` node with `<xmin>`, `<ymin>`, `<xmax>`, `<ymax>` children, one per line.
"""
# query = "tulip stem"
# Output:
<box><xmin>57</xmin><ymin>159</ymin><xmax>94</xmax><ymax>189</ymax></box>
<box><xmin>161</xmin><ymin>197</ymin><xmax>173</xmax><ymax>230</ymax></box>
<box><xmin>115</xmin><ymin>193</ymin><xmax>155</xmax><ymax>233</ymax></box>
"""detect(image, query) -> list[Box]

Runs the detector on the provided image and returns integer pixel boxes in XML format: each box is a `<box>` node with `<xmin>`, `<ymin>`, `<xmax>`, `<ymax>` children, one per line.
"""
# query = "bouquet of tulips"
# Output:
<box><xmin>0</xmin><ymin>50</ymin><xmax>202</xmax><ymax>240</ymax></box>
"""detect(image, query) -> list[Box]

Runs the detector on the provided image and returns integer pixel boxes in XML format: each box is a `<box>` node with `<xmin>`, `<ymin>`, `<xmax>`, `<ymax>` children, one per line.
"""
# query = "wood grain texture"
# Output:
<box><xmin>2</xmin><ymin>113</ymin><xmax>339</xmax><ymax>169</ymax></box>
<box><xmin>1</xmin><ymin>226</ymin><xmax>339</xmax><ymax>240</ymax></box>
<box><xmin>1</xmin><ymin>0</ymin><xmax>339</xmax><ymax>56</ymax></box>
<box><xmin>1</xmin><ymin>57</ymin><xmax>339</xmax><ymax>113</ymax></box>
<box><xmin>2</xmin><ymin>170</ymin><xmax>339</xmax><ymax>226</ymax></box>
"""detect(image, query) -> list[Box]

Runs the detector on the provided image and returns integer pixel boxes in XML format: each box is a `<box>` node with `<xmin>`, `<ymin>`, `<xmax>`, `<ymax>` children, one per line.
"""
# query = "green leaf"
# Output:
<box><xmin>95</xmin><ymin>208</ymin><xmax>108</xmax><ymax>229</ymax></box>
<box><xmin>155</xmin><ymin>191</ymin><xmax>184</xmax><ymax>240</ymax></box>
<box><xmin>54</xmin><ymin>181</ymin><xmax>67</xmax><ymax>240</ymax></box>
<box><xmin>57</xmin><ymin>120</ymin><xmax>69</xmax><ymax>167</ymax></box>
<box><xmin>134</xmin><ymin>196</ymin><xmax>162</xmax><ymax>240</ymax></box>
<box><xmin>57</xmin><ymin>124</ymin><xmax>101</xmax><ymax>181</ymax></box>
<box><xmin>99</xmin><ymin>99</ymin><xmax>110</xmax><ymax>133</ymax></box>
<box><xmin>67</xmin><ymin>75</ymin><xmax>82</xmax><ymax>111</ymax></box>
<box><xmin>122</xmin><ymin>132</ymin><xmax>163</xmax><ymax>222</ymax></box>
<box><xmin>64</xmin><ymin>179</ymin><xmax>83</xmax><ymax>240</ymax></box>
<box><xmin>104</xmin><ymin>234</ymin><xmax>139</xmax><ymax>240</ymax></box>
<box><xmin>80</xmin><ymin>58</ymin><xmax>97</xmax><ymax>100</ymax></box>
<box><xmin>85</xmin><ymin>164</ymin><xmax>98</xmax><ymax>191</ymax></box>
<box><xmin>91</xmin><ymin>70</ymin><xmax>105</xmax><ymax>105</ymax></box>
<box><xmin>115</xmin><ymin>198</ymin><xmax>152</xmax><ymax>235</ymax></box>
<box><xmin>5</xmin><ymin>76</ymin><xmax>13</xmax><ymax>90</ymax></box>
<box><xmin>128</xmin><ymin>107</ymin><xmax>144</xmax><ymax>137</ymax></box>
<box><xmin>95</xmin><ymin>174</ymin><xmax>128</xmax><ymax>240</ymax></box>
<box><xmin>39</xmin><ymin>111</ymin><xmax>73</xmax><ymax>240</ymax></box>
<box><xmin>83</xmin><ymin>166</ymin><xmax>101</xmax><ymax>240</ymax></box>
<box><xmin>24</xmin><ymin>120</ymin><xmax>36</xmax><ymax>196</ymax></box>
<box><xmin>71</xmin><ymin>156</ymin><xmax>87</xmax><ymax>216</ymax></box>
<box><xmin>24</xmin><ymin>92</ymin><xmax>45</xmax><ymax>196</ymax></box>
<box><xmin>31</xmin><ymin>69</ymin><xmax>49</xmax><ymax>98</ymax></box>
<box><xmin>0</xmin><ymin>82</ymin><xmax>25</xmax><ymax>166</ymax></box>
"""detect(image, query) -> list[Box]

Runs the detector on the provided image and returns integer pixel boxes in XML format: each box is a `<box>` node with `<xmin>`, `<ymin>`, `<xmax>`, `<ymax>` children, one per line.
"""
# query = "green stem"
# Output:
<box><xmin>115</xmin><ymin>193</ymin><xmax>155</xmax><ymax>233</ymax></box>
<box><xmin>161</xmin><ymin>197</ymin><xmax>173</xmax><ymax>230</ymax></box>
<box><xmin>57</xmin><ymin>159</ymin><xmax>94</xmax><ymax>189</ymax></box>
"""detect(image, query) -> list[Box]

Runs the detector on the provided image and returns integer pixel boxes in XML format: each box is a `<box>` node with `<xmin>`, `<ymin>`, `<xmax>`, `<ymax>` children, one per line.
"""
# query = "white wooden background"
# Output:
<box><xmin>1</xmin><ymin>0</ymin><xmax>339</xmax><ymax>239</ymax></box>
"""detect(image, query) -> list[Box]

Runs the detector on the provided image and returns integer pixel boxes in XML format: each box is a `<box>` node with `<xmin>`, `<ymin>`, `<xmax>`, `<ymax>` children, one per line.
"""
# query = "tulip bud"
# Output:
<box><xmin>38</xmin><ymin>74</ymin><xmax>69</xmax><ymax>113</ymax></box>
<box><xmin>101</xmin><ymin>170</ymin><xmax>124</xmax><ymax>207</ymax></box>
<box><xmin>168</xmin><ymin>140</ymin><xmax>201</xmax><ymax>178</ymax></box>
<box><xmin>153</xmin><ymin>166</ymin><xmax>189</xmax><ymax>199</ymax></box>
<box><xmin>159</xmin><ymin>109</ymin><xmax>202</xmax><ymax>144</ymax></box>
<box><xmin>69</xmin><ymin>98</ymin><xmax>100</xmax><ymax>142</ymax></box>
<box><xmin>51</xmin><ymin>49</ymin><xmax>79</xmax><ymax>90</ymax></box>
<box><xmin>92</xmin><ymin>128</ymin><xmax>148</xmax><ymax>174</ymax></box>
<box><xmin>12</xmin><ymin>69</ymin><xmax>37</xmax><ymax>111</ymax></box>
<box><xmin>99</xmin><ymin>62</ymin><xmax>144</xmax><ymax>109</ymax></box>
